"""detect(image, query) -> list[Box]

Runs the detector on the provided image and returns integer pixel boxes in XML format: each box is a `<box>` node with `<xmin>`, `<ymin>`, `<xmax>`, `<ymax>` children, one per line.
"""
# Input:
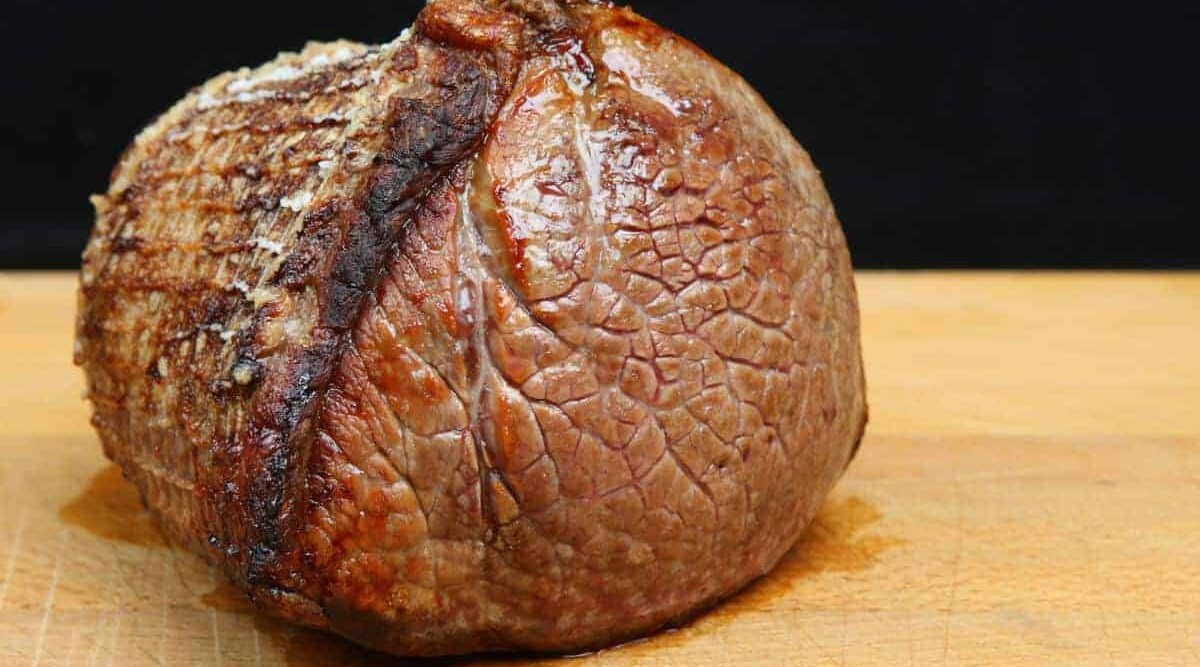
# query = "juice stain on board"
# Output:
<box><xmin>58</xmin><ymin>464</ymin><xmax>168</xmax><ymax>548</ymax></box>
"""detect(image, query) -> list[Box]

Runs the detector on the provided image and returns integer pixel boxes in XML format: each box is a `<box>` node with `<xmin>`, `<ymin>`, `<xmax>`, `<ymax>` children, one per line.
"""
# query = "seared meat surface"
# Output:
<box><xmin>77</xmin><ymin>0</ymin><xmax>867</xmax><ymax>656</ymax></box>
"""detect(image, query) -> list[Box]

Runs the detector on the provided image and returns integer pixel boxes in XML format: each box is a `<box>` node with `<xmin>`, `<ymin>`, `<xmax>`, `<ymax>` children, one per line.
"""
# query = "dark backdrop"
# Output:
<box><xmin>2</xmin><ymin>0</ymin><xmax>1195</xmax><ymax>269</ymax></box>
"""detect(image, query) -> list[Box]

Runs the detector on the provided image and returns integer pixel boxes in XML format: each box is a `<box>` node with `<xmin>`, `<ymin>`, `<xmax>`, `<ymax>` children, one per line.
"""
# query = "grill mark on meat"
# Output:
<box><xmin>238</xmin><ymin>43</ymin><xmax>519</xmax><ymax>595</ymax></box>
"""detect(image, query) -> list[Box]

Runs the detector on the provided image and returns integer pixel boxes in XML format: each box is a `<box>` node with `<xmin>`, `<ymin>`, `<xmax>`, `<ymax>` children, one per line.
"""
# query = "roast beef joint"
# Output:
<box><xmin>77</xmin><ymin>0</ymin><xmax>867</xmax><ymax>656</ymax></box>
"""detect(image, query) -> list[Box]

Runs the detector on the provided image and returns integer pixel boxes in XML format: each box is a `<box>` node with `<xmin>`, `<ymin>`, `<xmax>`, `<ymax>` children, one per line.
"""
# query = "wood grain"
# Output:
<box><xmin>1</xmin><ymin>271</ymin><xmax>1197</xmax><ymax>666</ymax></box>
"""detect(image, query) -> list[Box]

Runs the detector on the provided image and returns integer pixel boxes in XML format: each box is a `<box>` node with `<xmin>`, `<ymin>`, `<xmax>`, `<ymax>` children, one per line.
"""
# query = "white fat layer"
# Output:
<box><xmin>279</xmin><ymin>191</ymin><xmax>313</xmax><ymax>212</ymax></box>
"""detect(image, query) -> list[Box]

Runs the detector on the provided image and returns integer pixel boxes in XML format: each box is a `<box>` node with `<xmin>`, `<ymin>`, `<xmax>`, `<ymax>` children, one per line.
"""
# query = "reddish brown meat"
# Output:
<box><xmin>76</xmin><ymin>0</ymin><xmax>867</xmax><ymax>656</ymax></box>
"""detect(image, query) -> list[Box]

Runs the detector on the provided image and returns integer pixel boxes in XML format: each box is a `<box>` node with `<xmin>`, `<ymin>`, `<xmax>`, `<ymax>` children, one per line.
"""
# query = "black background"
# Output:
<box><xmin>2</xmin><ymin>0</ymin><xmax>1195</xmax><ymax>269</ymax></box>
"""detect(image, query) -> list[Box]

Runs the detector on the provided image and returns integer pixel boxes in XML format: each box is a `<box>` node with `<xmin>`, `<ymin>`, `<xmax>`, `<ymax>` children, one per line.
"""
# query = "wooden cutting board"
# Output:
<box><xmin>1</xmin><ymin>271</ymin><xmax>1197</xmax><ymax>666</ymax></box>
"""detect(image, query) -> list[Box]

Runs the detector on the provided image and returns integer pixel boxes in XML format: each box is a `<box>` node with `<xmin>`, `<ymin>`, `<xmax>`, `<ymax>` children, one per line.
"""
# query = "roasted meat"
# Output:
<box><xmin>76</xmin><ymin>0</ymin><xmax>867</xmax><ymax>656</ymax></box>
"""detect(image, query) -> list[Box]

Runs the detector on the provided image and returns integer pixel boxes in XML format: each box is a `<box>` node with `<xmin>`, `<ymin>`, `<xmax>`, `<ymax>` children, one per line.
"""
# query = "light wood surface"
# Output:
<box><xmin>1</xmin><ymin>271</ymin><xmax>1197</xmax><ymax>666</ymax></box>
